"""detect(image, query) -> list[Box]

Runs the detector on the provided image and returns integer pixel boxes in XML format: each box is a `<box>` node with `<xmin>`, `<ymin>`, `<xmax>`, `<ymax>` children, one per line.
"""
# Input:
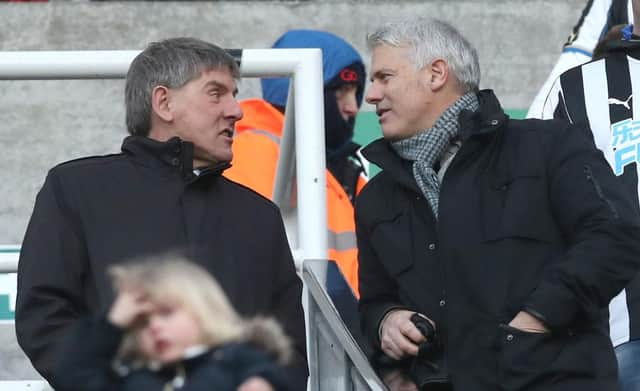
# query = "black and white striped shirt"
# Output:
<box><xmin>527</xmin><ymin>0</ymin><xmax>632</xmax><ymax>117</ymax></box>
<box><xmin>538</xmin><ymin>41</ymin><xmax>640</xmax><ymax>346</ymax></box>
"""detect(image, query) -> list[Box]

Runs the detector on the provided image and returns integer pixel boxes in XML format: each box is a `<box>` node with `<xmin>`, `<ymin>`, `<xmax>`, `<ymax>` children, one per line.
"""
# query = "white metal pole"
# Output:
<box><xmin>293</xmin><ymin>50</ymin><xmax>328</xmax><ymax>262</ymax></box>
<box><xmin>272</xmin><ymin>82</ymin><xmax>296</xmax><ymax>210</ymax></box>
<box><xmin>0</xmin><ymin>51</ymin><xmax>139</xmax><ymax>79</ymax></box>
<box><xmin>240</xmin><ymin>48</ymin><xmax>328</xmax><ymax>262</ymax></box>
<box><xmin>0</xmin><ymin>48</ymin><xmax>312</xmax><ymax>79</ymax></box>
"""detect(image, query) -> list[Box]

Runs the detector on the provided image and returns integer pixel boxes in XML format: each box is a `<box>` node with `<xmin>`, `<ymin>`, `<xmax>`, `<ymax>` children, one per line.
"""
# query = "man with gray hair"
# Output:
<box><xmin>357</xmin><ymin>17</ymin><xmax>640</xmax><ymax>390</ymax></box>
<box><xmin>16</xmin><ymin>37</ymin><xmax>307</xmax><ymax>390</ymax></box>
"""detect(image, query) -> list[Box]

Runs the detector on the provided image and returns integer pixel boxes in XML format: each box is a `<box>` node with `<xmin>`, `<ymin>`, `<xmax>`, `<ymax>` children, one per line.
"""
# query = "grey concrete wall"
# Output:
<box><xmin>0</xmin><ymin>0</ymin><xmax>584</xmax><ymax>381</ymax></box>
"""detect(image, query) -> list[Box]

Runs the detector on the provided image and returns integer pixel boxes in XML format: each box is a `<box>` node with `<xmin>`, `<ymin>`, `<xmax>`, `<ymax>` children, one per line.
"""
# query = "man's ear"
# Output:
<box><xmin>427</xmin><ymin>58</ymin><xmax>449</xmax><ymax>91</ymax></box>
<box><xmin>151</xmin><ymin>85</ymin><xmax>173</xmax><ymax>122</ymax></box>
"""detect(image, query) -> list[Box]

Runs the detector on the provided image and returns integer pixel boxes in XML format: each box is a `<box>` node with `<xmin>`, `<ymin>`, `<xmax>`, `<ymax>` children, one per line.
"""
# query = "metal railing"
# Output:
<box><xmin>303</xmin><ymin>259</ymin><xmax>386</xmax><ymax>391</ymax></box>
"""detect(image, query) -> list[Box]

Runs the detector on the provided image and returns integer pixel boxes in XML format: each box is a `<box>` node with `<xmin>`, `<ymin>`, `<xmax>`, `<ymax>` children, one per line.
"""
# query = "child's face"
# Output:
<box><xmin>137</xmin><ymin>301</ymin><xmax>204</xmax><ymax>364</ymax></box>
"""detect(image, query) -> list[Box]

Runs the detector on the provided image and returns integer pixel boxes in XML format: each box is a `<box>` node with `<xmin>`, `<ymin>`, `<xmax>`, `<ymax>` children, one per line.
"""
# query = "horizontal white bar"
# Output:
<box><xmin>0</xmin><ymin>49</ymin><xmax>318</xmax><ymax>80</ymax></box>
<box><xmin>0</xmin><ymin>50</ymin><xmax>140</xmax><ymax>79</ymax></box>
<box><xmin>239</xmin><ymin>48</ymin><xmax>321</xmax><ymax>77</ymax></box>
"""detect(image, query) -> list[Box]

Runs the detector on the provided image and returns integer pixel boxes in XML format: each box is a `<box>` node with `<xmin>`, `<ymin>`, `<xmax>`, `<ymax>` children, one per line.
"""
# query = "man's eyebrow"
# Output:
<box><xmin>204</xmin><ymin>80</ymin><xmax>234</xmax><ymax>91</ymax></box>
<box><xmin>370</xmin><ymin>68</ymin><xmax>394</xmax><ymax>82</ymax></box>
<box><xmin>204</xmin><ymin>80</ymin><xmax>225</xmax><ymax>89</ymax></box>
<box><xmin>203</xmin><ymin>80</ymin><xmax>239</xmax><ymax>96</ymax></box>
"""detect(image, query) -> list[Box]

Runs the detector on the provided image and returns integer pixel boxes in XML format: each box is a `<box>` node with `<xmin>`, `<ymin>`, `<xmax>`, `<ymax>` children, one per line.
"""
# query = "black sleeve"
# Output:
<box><xmin>355</xmin><ymin>197</ymin><xmax>410</xmax><ymax>350</ymax></box>
<box><xmin>524</xmin><ymin>121</ymin><xmax>640</xmax><ymax>329</ymax></box>
<box><xmin>52</xmin><ymin>317</ymin><xmax>123</xmax><ymax>391</ymax></box>
<box><xmin>267</xmin><ymin>208</ymin><xmax>308</xmax><ymax>389</ymax></box>
<box><xmin>15</xmin><ymin>170</ymin><xmax>90</xmax><ymax>386</ymax></box>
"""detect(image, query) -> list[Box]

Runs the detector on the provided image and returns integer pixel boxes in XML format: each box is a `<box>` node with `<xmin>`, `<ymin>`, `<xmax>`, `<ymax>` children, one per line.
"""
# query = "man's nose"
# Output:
<box><xmin>226</xmin><ymin>98</ymin><xmax>244</xmax><ymax>121</ymax></box>
<box><xmin>365</xmin><ymin>84</ymin><xmax>381</xmax><ymax>105</ymax></box>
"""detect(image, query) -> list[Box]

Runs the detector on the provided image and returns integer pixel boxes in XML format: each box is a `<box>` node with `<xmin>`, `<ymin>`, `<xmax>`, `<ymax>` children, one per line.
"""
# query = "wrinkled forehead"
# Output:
<box><xmin>190</xmin><ymin>66</ymin><xmax>240</xmax><ymax>91</ymax></box>
<box><xmin>370</xmin><ymin>45</ymin><xmax>413</xmax><ymax>72</ymax></box>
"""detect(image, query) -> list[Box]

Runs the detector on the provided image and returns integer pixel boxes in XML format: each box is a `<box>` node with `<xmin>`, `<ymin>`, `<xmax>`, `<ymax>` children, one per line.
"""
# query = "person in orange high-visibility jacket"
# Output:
<box><xmin>225</xmin><ymin>29</ymin><xmax>368</xmax><ymax>296</ymax></box>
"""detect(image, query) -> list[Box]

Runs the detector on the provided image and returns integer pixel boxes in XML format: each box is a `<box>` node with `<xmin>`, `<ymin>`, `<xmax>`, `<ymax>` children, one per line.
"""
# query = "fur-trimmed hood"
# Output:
<box><xmin>241</xmin><ymin>316</ymin><xmax>292</xmax><ymax>365</ymax></box>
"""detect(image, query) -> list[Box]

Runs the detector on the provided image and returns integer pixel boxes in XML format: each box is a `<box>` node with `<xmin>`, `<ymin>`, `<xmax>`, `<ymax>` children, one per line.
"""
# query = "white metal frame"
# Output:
<box><xmin>0</xmin><ymin>48</ymin><xmax>329</xmax><ymax>271</ymax></box>
<box><xmin>303</xmin><ymin>260</ymin><xmax>386</xmax><ymax>391</ymax></box>
<box><xmin>0</xmin><ymin>245</ymin><xmax>20</xmax><ymax>273</ymax></box>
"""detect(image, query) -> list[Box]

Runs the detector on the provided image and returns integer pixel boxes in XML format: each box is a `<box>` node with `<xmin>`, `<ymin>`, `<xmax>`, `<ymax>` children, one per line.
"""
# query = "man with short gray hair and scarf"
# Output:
<box><xmin>357</xmin><ymin>16</ymin><xmax>640</xmax><ymax>391</ymax></box>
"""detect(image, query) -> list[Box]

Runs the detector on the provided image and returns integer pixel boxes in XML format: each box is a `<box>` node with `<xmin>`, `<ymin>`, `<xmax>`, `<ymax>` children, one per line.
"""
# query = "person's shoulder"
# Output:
<box><xmin>355</xmin><ymin>170</ymin><xmax>396</xmax><ymax>217</ymax></box>
<box><xmin>503</xmin><ymin>117</ymin><xmax>591</xmax><ymax>154</ymax></box>
<box><xmin>357</xmin><ymin>142</ymin><xmax>401</xmax><ymax>202</ymax></box>
<box><xmin>219</xmin><ymin>176</ymin><xmax>280</xmax><ymax>212</ymax></box>
<box><xmin>557</xmin><ymin>55</ymin><xmax>612</xmax><ymax>84</ymax></box>
<box><xmin>49</xmin><ymin>153</ymin><xmax>127</xmax><ymax>177</ymax></box>
<box><xmin>504</xmin><ymin>117</ymin><xmax>573</xmax><ymax>136</ymax></box>
<box><xmin>358</xmin><ymin>170</ymin><xmax>389</xmax><ymax>198</ymax></box>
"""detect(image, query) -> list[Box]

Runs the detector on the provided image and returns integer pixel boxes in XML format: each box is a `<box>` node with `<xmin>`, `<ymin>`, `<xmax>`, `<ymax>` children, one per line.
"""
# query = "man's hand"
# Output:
<box><xmin>379</xmin><ymin>310</ymin><xmax>434</xmax><ymax>360</ymax></box>
<box><xmin>508</xmin><ymin>311</ymin><xmax>549</xmax><ymax>333</ymax></box>
<box><xmin>237</xmin><ymin>376</ymin><xmax>274</xmax><ymax>391</ymax></box>
<box><xmin>107</xmin><ymin>287</ymin><xmax>152</xmax><ymax>328</ymax></box>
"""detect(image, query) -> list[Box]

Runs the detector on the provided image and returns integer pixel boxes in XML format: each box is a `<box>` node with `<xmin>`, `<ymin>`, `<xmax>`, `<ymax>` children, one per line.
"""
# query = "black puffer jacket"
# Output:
<box><xmin>357</xmin><ymin>90</ymin><xmax>640</xmax><ymax>390</ymax></box>
<box><xmin>16</xmin><ymin>136</ymin><xmax>307</xmax><ymax>390</ymax></box>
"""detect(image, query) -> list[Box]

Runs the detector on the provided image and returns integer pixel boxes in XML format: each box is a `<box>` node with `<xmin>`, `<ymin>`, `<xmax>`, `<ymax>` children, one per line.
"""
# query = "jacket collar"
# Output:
<box><xmin>121</xmin><ymin>135</ymin><xmax>230</xmax><ymax>182</ymax></box>
<box><xmin>362</xmin><ymin>139</ymin><xmax>421</xmax><ymax>193</ymax></box>
<box><xmin>601</xmin><ymin>38</ymin><xmax>640</xmax><ymax>58</ymax></box>
<box><xmin>362</xmin><ymin>89</ymin><xmax>507</xmax><ymax>191</ymax></box>
<box><xmin>458</xmin><ymin>89</ymin><xmax>507</xmax><ymax>140</ymax></box>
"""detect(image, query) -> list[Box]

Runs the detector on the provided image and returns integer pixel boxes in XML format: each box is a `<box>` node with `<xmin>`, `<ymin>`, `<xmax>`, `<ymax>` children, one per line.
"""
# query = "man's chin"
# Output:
<box><xmin>194</xmin><ymin>151</ymin><xmax>232</xmax><ymax>167</ymax></box>
<box><xmin>382</xmin><ymin>129</ymin><xmax>403</xmax><ymax>142</ymax></box>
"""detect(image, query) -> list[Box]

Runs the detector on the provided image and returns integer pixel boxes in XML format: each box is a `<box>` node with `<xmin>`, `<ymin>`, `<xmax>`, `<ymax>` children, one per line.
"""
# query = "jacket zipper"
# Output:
<box><xmin>584</xmin><ymin>164</ymin><xmax>619</xmax><ymax>219</ymax></box>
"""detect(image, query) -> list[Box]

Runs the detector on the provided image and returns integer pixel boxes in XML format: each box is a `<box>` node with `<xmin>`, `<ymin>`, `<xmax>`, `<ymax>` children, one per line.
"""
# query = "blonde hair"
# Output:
<box><xmin>110</xmin><ymin>255</ymin><xmax>291</xmax><ymax>364</ymax></box>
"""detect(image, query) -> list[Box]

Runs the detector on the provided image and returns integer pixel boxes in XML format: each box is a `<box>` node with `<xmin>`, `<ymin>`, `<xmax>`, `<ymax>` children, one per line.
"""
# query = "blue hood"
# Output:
<box><xmin>261</xmin><ymin>29</ymin><xmax>365</xmax><ymax>108</ymax></box>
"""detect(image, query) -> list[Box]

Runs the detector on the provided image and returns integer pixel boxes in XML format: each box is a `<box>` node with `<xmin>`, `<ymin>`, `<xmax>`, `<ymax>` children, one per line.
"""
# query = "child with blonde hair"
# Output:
<box><xmin>54</xmin><ymin>256</ymin><xmax>292</xmax><ymax>391</ymax></box>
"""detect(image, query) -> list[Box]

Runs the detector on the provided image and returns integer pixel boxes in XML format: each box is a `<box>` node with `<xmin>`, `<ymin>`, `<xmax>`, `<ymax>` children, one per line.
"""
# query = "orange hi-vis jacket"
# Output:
<box><xmin>225</xmin><ymin>99</ymin><xmax>366</xmax><ymax>296</ymax></box>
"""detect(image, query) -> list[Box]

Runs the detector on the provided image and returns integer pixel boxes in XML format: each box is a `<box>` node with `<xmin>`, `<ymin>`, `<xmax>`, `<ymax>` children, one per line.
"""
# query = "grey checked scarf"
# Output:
<box><xmin>391</xmin><ymin>92</ymin><xmax>479</xmax><ymax>219</ymax></box>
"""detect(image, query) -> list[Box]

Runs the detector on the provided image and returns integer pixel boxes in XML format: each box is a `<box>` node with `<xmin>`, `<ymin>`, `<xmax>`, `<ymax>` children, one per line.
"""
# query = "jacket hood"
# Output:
<box><xmin>241</xmin><ymin>316</ymin><xmax>292</xmax><ymax>365</ymax></box>
<box><xmin>261</xmin><ymin>29</ymin><xmax>365</xmax><ymax>108</ymax></box>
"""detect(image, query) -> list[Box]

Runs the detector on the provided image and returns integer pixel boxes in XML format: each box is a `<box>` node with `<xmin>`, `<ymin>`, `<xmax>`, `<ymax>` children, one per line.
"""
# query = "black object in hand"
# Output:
<box><xmin>409</xmin><ymin>313</ymin><xmax>452</xmax><ymax>391</ymax></box>
<box><xmin>411</xmin><ymin>314</ymin><xmax>437</xmax><ymax>349</ymax></box>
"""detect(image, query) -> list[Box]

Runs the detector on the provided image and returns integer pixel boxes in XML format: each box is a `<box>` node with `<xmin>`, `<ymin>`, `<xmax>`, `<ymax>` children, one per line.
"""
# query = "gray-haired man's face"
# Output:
<box><xmin>366</xmin><ymin>45</ymin><xmax>436</xmax><ymax>141</ymax></box>
<box><xmin>165</xmin><ymin>68</ymin><xmax>243</xmax><ymax>166</ymax></box>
